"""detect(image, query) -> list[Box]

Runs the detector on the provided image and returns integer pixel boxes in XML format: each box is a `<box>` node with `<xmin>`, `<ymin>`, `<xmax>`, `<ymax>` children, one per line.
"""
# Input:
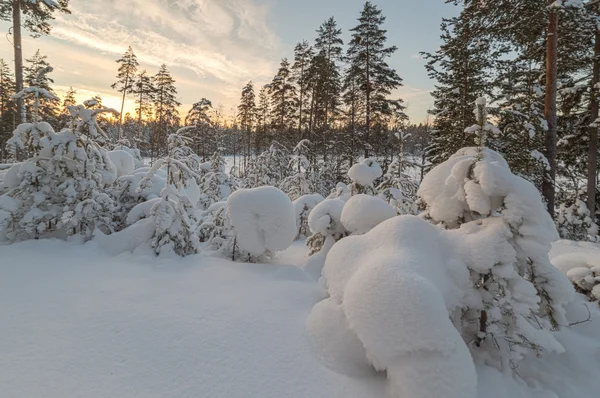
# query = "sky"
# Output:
<box><xmin>0</xmin><ymin>0</ymin><xmax>458</xmax><ymax>123</ymax></box>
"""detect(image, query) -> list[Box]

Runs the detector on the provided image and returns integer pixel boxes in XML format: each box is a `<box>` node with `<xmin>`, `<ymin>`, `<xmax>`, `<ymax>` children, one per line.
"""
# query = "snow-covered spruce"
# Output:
<box><xmin>198</xmin><ymin>149</ymin><xmax>236</xmax><ymax>210</ymax></box>
<box><xmin>0</xmin><ymin>96</ymin><xmax>117</xmax><ymax>242</ymax></box>
<box><xmin>279</xmin><ymin>139</ymin><xmax>314</xmax><ymax>201</ymax></box>
<box><xmin>292</xmin><ymin>193</ymin><xmax>324</xmax><ymax>239</ymax></box>
<box><xmin>308</xmin><ymin>215</ymin><xmax>477</xmax><ymax>398</ymax></box>
<box><xmin>347</xmin><ymin>158</ymin><xmax>382</xmax><ymax>196</ymax></box>
<box><xmin>419</xmin><ymin>146</ymin><xmax>574</xmax><ymax>368</ymax></box>
<box><xmin>376</xmin><ymin>158</ymin><xmax>418</xmax><ymax>215</ymax></box>
<box><xmin>133</xmin><ymin>156</ymin><xmax>200</xmax><ymax>256</ymax></box>
<box><xmin>206</xmin><ymin>186</ymin><xmax>296</xmax><ymax>262</ymax></box>
<box><xmin>340</xmin><ymin>194</ymin><xmax>396</xmax><ymax>235</ymax></box>
<box><xmin>306</xmin><ymin>198</ymin><xmax>347</xmax><ymax>256</ymax></box>
<box><xmin>244</xmin><ymin>141</ymin><xmax>290</xmax><ymax>189</ymax></box>
<box><xmin>556</xmin><ymin>198</ymin><xmax>599</xmax><ymax>243</ymax></box>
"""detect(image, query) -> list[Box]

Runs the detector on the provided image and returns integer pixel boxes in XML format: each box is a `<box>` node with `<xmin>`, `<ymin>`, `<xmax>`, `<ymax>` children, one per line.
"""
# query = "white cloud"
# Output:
<box><xmin>1</xmin><ymin>0</ymin><xmax>281</xmax><ymax>114</ymax></box>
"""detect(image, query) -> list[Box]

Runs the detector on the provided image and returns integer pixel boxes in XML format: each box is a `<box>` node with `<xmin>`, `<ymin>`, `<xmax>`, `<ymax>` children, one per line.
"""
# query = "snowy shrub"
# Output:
<box><xmin>308</xmin><ymin>215</ymin><xmax>477</xmax><ymax>398</ymax></box>
<box><xmin>347</xmin><ymin>158</ymin><xmax>382</xmax><ymax>196</ymax></box>
<box><xmin>107</xmin><ymin>150</ymin><xmax>136</xmax><ymax>178</ymax></box>
<box><xmin>554</xmin><ymin>253</ymin><xmax>600</xmax><ymax>303</ymax></box>
<box><xmin>245</xmin><ymin>141</ymin><xmax>290</xmax><ymax>188</ymax></box>
<box><xmin>376</xmin><ymin>158</ymin><xmax>418</xmax><ymax>215</ymax></box>
<box><xmin>207</xmin><ymin>187</ymin><xmax>296</xmax><ymax>262</ymax></box>
<box><xmin>198</xmin><ymin>149</ymin><xmax>236</xmax><ymax>210</ymax></box>
<box><xmin>292</xmin><ymin>194</ymin><xmax>324</xmax><ymax>238</ymax></box>
<box><xmin>0</xmin><ymin>91</ymin><xmax>118</xmax><ymax>242</ymax></box>
<box><xmin>340</xmin><ymin>194</ymin><xmax>396</xmax><ymax>235</ymax></box>
<box><xmin>306</xmin><ymin>198</ymin><xmax>347</xmax><ymax>256</ymax></box>
<box><xmin>556</xmin><ymin>199</ymin><xmax>599</xmax><ymax>243</ymax></box>
<box><xmin>112</xmin><ymin>139</ymin><xmax>143</xmax><ymax>169</ymax></box>
<box><xmin>418</xmin><ymin>145</ymin><xmax>574</xmax><ymax>368</ymax></box>
<box><xmin>197</xmin><ymin>201</ymin><xmax>227</xmax><ymax>243</ymax></box>
<box><xmin>134</xmin><ymin>157</ymin><xmax>200</xmax><ymax>256</ymax></box>
<box><xmin>279</xmin><ymin>140</ymin><xmax>314</xmax><ymax>201</ymax></box>
<box><xmin>326</xmin><ymin>182</ymin><xmax>351</xmax><ymax>201</ymax></box>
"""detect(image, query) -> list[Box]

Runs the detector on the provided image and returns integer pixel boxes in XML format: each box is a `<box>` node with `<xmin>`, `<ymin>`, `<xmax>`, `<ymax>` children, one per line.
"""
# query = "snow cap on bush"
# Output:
<box><xmin>227</xmin><ymin>186</ymin><xmax>296</xmax><ymax>256</ymax></box>
<box><xmin>341</xmin><ymin>194</ymin><xmax>396</xmax><ymax>234</ymax></box>
<box><xmin>348</xmin><ymin>158</ymin><xmax>382</xmax><ymax>187</ymax></box>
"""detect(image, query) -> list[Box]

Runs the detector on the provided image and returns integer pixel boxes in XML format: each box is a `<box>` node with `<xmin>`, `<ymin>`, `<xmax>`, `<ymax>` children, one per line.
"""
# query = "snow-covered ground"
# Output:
<box><xmin>1</xmin><ymin>238</ymin><xmax>599</xmax><ymax>398</ymax></box>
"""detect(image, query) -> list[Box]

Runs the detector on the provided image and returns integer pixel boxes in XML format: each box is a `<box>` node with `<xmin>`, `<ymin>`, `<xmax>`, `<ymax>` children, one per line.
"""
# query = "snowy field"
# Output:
<box><xmin>1</xmin><ymin>238</ymin><xmax>600</xmax><ymax>398</ymax></box>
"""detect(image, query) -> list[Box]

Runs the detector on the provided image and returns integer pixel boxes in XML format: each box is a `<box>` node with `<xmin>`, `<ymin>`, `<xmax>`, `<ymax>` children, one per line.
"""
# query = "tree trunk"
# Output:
<box><xmin>365</xmin><ymin>43</ymin><xmax>371</xmax><ymax>158</ymax></box>
<box><xmin>588</xmin><ymin>27</ymin><xmax>600</xmax><ymax>215</ymax></box>
<box><xmin>543</xmin><ymin>5</ymin><xmax>558</xmax><ymax>219</ymax></box>
<box><xmin>12</xmin><ymin>0</ymin><xmax>25</xmax><ymax>124</ymax></box>
<box><xmin>118</xmin><ymin>74</ymin><xmax>129</xmax><ymax>140</ymax></box>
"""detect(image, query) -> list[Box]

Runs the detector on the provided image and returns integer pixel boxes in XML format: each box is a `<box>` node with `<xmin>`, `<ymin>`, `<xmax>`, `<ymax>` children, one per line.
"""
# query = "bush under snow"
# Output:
<box><xmin>340</xmin><ymin>194</ymin><xmax>396</xmax><ymax>235</ymax></box>
<box><xmin>226</xmin><ymin>186</ymin><xmax>296</xmax><ymax>259</ymax></box>
<box><xmin>347</xmin><ymin>158</ymin><xmax>382</xmax><ymax>196</ymax></box>
<box><xmin>309</xmin><ymin>215</ymin><xmax>477</xmax><ymax>398</ymax></box>
<box><xmin>554</xmin><ymin>252</ymin><xmax>600</xmax><ymax>302</ymax></box>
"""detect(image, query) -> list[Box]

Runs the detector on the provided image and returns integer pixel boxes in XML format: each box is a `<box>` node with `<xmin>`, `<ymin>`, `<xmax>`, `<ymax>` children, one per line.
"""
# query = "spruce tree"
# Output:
<box><xmin>345</xmin><ymin>1</ymin><xmax>403</xmax><ymax>157</ymax></box>
<box><xmin>422</xmin><ymin>14</ymin><xmax>492</xmax><ymax>165</ymax></box>
<box><xmin>111</xmin><ymin>46</ymin><xmax>138</xmax><ymax>137</ymax></box>
<box><xmin>0</xmin><ymin>0</ymin><xmax>70</xmax><ymax>123</ymax></box>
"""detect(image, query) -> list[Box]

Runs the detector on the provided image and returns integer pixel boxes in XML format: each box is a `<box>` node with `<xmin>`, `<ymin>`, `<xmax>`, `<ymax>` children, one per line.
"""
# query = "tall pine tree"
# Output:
<box><xmin>345</xmin><ymin>1</ymin><xmax>403</xmax><ymax>157</ymax></box>
<box><xmin>111</xmin><ymin>46</ymin><xmax>138</xmax><ymax>137</ymax></box>
<box><xmin>153</xmin><ymin>65</ymin><xmax>180</xmax><ymax>157</ymax></box>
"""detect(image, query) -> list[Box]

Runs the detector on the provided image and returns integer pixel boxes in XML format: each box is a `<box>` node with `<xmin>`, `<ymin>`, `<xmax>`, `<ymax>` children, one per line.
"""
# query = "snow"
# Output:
<box><xmin>308</xmin><ymin>198</ymin><xmax>346</xmax><ymax>236</ymax></box>
<box><xmin>107</xmin><ymin>150</ymin><xmax>135</xmax><ymax>178</ymax></box>
<box><xmin>340</xmin><ymin>194</ymin><xmax>396</xmax><ymax>234</ymax></box>
<box><xmin>0</xmin><ymin>240</ymin><xmax>385</xmax><ymax>398</ymax></box>
<box><xmin>1</xmin><ymin>237</ymin><xmax>600</xmax><ymax>398</ymax></box>
<box><xmin>226</xmin><ymin>186</ymin><xmax>297</xmax><ymax>256</ymax></box>
<box><xmin>312</xmin><ymin>215</ymin><xmax>479</xmax><ymax>398</ymax></box>
<box><xmin>347</xmin><ymin>158</ymin><xmax>382</xmax><ymax>187</ymax></box>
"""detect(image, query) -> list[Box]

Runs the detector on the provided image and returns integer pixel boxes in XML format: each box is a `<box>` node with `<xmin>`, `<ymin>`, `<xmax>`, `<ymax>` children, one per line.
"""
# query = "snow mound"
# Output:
<box><xmin>308</xmin><ymin>199</ymin><xmax>346</xmax><ymax>236</ymax></box>
<box><xmin>107</xmin><ymin>150</ymin><xmax>135</xmax><ymax>178</ymax></box>
<box><xmin>553</xmin><ymin>252</ymin><xmax>600</xmax><ymax>301</ymax></box>
<box><xmin>311</xmin><ymin>215</ymin><xmax>476</xmax><ymax>398</ymax></box>
<box><xmin>227</xmin><ymin>186</ymin><xmax>296</xmax><ymax>256</ymax></box>
<box><xmin>418</xmin><ymin>148</ymin><xmax>509</xmax><ymax>226</ymax></box>
<box><xmin>348</xmin><ymin>158</ymin><xmax>382</xmax><ymax>187</ymax></box>
<box><xmin>341</xmin><ymin>194</ymin><xmax>396</xmax><ymax>234</ymax></box>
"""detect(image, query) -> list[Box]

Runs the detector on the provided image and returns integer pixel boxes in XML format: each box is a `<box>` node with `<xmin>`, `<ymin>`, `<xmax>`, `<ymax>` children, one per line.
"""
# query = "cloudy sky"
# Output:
<box><xmin>0</xmin><ymin>0</ymin><xmax>457</xmax><ymax>123</ymax></box>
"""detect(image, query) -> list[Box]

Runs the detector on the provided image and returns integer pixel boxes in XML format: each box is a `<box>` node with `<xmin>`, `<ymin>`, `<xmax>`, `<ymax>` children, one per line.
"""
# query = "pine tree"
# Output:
<box><xmin>0</xmin><ymin>0</ymin><xmax>70</xmax><ymax>123</ymax></box>
<box><xmin>0</xmin><ymin>59</ymin><xmax>16</xmax><ymax>161</ymax></box>
<box><xmin>313</xmin><ymin>17</ymin><xmax>343</xmax><ymax>131</ymax></box>
<box><xmin>345</xmin><ymin>2</ymin><xmax>403</xmax><ymax>157</ymax></box>
<box><xmin>185</xmin><ymin>98</ymin><xmax>213</xmax><ymax>160</ymax></box>
<box><xmin>111</xmin><ymin>46</ymin><xmax>138</xmax><ymax>137</ymax></box>
<box><xmin>255</xmin><ymin>85</ymin><xmax>270</xmax><ymax>153</ymax></box>
<box><xmin>237</xmin><ymin>81</ymin><xmax>256</xmax><ymax>171</ymax></box>
<box><xmin>59</xmin><ymin>86</ymin><xmax>76</xmax><ymax>128</ymax></box>
<box><xmin>132</xmin><ymin>69</ymin><xmax>155</xmax><ymax>143</ymax></box>
<box><xmin>291</xmin><ymin>41</ymin><xmax>314</xmax><ymax>139</ymax></box>
<box><xmin>152</xmin><ymin>65</ymin><xmax>181</xmax><ymax>157</ymax></box>
<box><xmin>269</xmin><ymin>58</ymin><xmax>297</xmax><ymax>132</ymax></box>
<box><xmin>23</xmin><ymin>50</ymin><xmax>59</xmax><ymax>124</ymax></box>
